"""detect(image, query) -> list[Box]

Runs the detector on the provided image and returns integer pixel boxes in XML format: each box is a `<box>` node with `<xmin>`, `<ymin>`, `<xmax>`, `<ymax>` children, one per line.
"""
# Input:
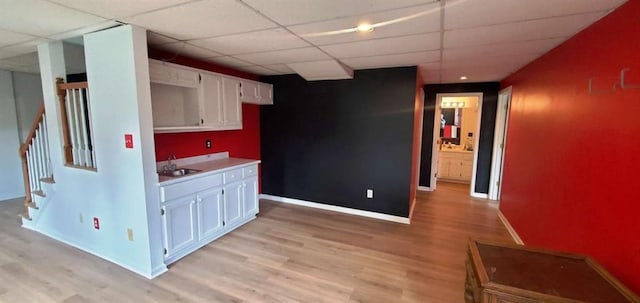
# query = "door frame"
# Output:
<box><xmin>429</xmin><ymin>92</ymin><xmax>484</xmax><ymax>195</ymax></box>
<box><xmin>488</xmin><ymin>86</ymin><xmax>513</xmax><ymax>201</ymax></box>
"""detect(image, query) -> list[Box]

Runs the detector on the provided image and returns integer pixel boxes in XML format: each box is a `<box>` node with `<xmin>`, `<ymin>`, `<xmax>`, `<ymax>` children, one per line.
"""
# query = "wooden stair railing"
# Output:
<box><xmin>56</xmin><ymin>78</ymin><xmax>96</xmax><ymax>169</ymax></box>
<box><xmin>19</xmin><ymin>103</ymin><xmax>50</xmax><ymax>216</ymax></box>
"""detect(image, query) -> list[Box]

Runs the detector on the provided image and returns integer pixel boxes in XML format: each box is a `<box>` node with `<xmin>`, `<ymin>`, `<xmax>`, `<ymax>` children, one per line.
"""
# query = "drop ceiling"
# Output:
<box><xmin>0</xmin><ymin>0</ymin><xmax>627</xmax><ymax>83</ymax></box>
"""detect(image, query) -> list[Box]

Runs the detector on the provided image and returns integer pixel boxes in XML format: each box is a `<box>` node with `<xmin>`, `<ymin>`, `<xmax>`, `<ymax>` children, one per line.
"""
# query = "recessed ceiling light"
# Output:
<box><xmin>356</xmin><ymin>23</ymin><xmax>374</xmax><ymax>33</ymax></box>
<box><xmin>460</xmin><ymin>76</ymin><xmax>468</xmax><ymax>80</ymax></box>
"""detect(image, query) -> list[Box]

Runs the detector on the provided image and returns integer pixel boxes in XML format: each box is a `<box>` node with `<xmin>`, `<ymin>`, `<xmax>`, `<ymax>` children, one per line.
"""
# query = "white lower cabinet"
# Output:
<box><xmin>196</xmin><ymin>187</ymin><xmax>224</xmax><ymax>241</ymax></box>
<box><xmin>160</xmin><ymin>163</ymin><xmax>259</xmax><ymax>264</ymax></box>
<box><xmin>243</xmin><ymin>176</ymin><xmax>259</xmax><ymax>217</ymax></box>
<box><xmin>161</xmin><ymin>195</ymin><xmax>197</xmax><ymax>257</ymax></box>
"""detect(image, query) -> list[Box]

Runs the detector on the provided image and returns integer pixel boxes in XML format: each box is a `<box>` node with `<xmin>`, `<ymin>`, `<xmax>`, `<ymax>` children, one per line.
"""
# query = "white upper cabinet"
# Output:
<box><xmin>200</xmin><ymin>73</ymin><xmax>224</xmax><ymax>127</ymax></box>
<box><xmin>149</xmin><ymin>59</ymin><xmax>271</xmax><ymax>133</ymax></box>
<box><xmin>258</xmin><ymin>83</ymin><xmax>274</xmax><ymax>105</ymax></box>
<box><xmin>240</xmin><ymin>80</ymin><xmax>273</xmax><ymax>105</ymax></box>
<box><xmin>222</xmin><ymin>77</ymin><xmax>242</xmax><ymax>129</ymax></box>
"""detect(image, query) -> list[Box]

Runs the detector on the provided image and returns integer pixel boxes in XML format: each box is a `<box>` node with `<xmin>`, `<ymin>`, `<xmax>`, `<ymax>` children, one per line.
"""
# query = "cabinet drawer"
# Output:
<box><xmin>243</xmin><ymin>165</ymin><xmax>258</xmax><ymax>178</ymax></box>
<box><xmin>223</xmin><ymin>168</ymin><xmax>243</xmax><ymax>183</ymax></box>
<box><xmin>160</xmin><ymin>173</ymin><xmax>222</xmax><ymax>202</ymax></box>
<box><xmin>462</xmin><ymin>153</ymin><xmax>474</xmax><ymax>161</ymax></box>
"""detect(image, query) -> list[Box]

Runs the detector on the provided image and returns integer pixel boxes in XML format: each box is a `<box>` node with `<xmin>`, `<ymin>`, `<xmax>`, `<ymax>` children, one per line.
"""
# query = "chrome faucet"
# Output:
<box><xmin>163</xmin><ymin>154</ymin><xmax>177</xmax><ymax>172</ymax></box>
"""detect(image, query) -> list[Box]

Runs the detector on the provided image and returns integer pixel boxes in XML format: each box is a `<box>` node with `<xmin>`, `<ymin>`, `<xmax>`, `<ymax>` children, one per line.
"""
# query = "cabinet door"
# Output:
<box><xmin>239</xmin><ymin>80</ymin><xmax>260</xmax><ymax>104</ymax></box>
<box><xmin>258</xmin><ymin>83</ymin><xmax>273</xmax><ymax>104</ymax></box>
<box><xmin>162</xmin><ymin>196</ymin><xmax>197</xmax><ymax>257</ymax></box>
<box><xmin>222</xmin><ymin>77</ymin><xmax>242</xmax><ymax>129</ymax></box>
<box><xmin>449</xmin><ymin>160</ymin><xmax>463</xmax><ymax>178</ymax></box>
<box><xmin>200</xmin><ymin>73</ymin><xmax>223</xmax><ymax>127</ymax></box>
<box><xmin>224</xmin><ymin>181</ymin><xmax>244</xmax><ymax>227</ymax></box>
<box><xmin>196</xmin><ymin>187</ymin><xmax>224</xmax><ymax>241</ymax></box>
<box><xmin>243</xmin><ymin>176</ymin><xmax>259</xmax><ymax>218</ymax></box>
<box><xmin>461</xmin><ymin>160</ymin><xmax>474</xmax><ymax>181</ymax></box>
<box><xmin>438</xmin><ymin>158</ymin><xmax>450</xmax><ymax>178</ymax></box>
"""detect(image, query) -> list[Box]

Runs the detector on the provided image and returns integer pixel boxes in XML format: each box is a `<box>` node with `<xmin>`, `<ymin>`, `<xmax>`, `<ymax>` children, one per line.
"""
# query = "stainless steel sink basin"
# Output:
<box><xmin>159</xmin><ymin>168</ymin><xmax>202</xmax><ymax>177</ymax></box>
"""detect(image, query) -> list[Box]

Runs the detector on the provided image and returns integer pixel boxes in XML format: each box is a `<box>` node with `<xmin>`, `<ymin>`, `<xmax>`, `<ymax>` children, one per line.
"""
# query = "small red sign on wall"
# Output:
<box><xmin>125</xmin><ymin>134</ymin><xmax>134</xmax><ymax>149</ymax></box>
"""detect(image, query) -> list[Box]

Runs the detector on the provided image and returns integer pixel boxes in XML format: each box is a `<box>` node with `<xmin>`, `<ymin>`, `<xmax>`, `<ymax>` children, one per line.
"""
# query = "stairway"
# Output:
<box><xmin>20</xmin><ymin>177</ymin><xmax>55</xmax><ymax>226</ymax></box>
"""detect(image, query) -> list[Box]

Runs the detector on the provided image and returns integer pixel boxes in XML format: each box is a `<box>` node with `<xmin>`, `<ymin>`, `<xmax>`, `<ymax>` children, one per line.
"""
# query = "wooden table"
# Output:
<box><xmin>465</xmin><ymin>239</ymin><xmax>640</xmax><ymax>303</ymax></box>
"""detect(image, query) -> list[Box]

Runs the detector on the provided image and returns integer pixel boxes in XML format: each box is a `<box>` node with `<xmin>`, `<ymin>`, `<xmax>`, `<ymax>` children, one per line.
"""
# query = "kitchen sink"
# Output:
<box><xmin>159</xmin><ymin>168</ymin><xmax>202</xmax><ymax>177</ymax></box>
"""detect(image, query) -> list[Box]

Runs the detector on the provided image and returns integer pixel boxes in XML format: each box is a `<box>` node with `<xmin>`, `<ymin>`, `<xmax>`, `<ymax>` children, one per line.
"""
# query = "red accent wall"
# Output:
<box><xmin>409</xmin><ymin>70</ymin><xmax>424</xmax><ymax>218</ymax></box>
<box><xmin>149</xmin><ymin>48</ymin><xmax>262</xmax><ymax>188</ymax></box>
<box><xmin>500</xmin><ymin>1</ymin><xmax>640</xmax><ymax>293</ymax></box>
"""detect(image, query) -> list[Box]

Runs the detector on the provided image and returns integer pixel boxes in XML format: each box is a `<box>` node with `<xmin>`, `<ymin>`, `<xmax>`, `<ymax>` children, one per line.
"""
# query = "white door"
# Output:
<box><xmin>222</xmin><ymin>77</ymin><xmax>242</xmax><ymax>129</ymax></box>
<box><xmin>224</xmin><ymin>181</ymin><xmax>244</xmax><ymax>227</ymax></box>
<box><xmin>196</xmin><ymin>187</ymin><xmax>224</xmax><ymax>241</ymax></box>
<box><xmin>200</xmin><ymin>73</ymin><xmax>223</xmax><ymax>127</ymax></box>
<box><xmin>489</xmin><ymin>87</ymin><xmax>513</xmax><ymax>201</ymax></box>
<box><xmin>243</xmin><ymin>176</ymin><xmax>259</xmax><ymax>217</ymax></box>
<box><xmin>162</xmin><ymin>196</ymin><xmax>197</xmax><ymax>257</ymax></box>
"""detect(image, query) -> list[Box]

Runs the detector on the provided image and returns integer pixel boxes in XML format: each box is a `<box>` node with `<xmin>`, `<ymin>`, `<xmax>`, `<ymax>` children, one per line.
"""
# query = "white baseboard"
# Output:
<box><xmin>471</xmin><ymin>192</ymin><xmax>488</xmax><ymax>199</ymax></box>
<box><xmin>21</xmin><ymin>224</ymin><xmax>168</xmax><ymax>279</ymax></box>
<box><xmin>260</xmin><ymin>194</ymin><xmax>410</xmax><ymax>224</ymax></box>
<box><xmin>417</xmin><ymin>186</ymin><xmax>433</xmax><ymax>191</ymax></box>
<box><xmin>497</xmin><ymin>210</ymin><xmax>524</xmax><ymax>245</ymax></box>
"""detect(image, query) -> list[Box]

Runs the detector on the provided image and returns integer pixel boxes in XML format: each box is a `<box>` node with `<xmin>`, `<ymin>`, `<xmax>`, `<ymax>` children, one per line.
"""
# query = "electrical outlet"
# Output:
<box><xmin>366</xmin><ymin>189</ymin><xmax>374</xmax><ymax>199</ymax></box>
<box><xmin>93</xmin><ymin>217</ymin><xmax>100</xmax><ymax>230</ymax></box>
<box><xmin>127</xmin><ymin>228</ymin><xmax>134</xmax><ymax>241</ymax></box>
<box><xmin>205</xmin><ymin>139</ymin><xmax>212</xmax><ymax>149</ymax></box>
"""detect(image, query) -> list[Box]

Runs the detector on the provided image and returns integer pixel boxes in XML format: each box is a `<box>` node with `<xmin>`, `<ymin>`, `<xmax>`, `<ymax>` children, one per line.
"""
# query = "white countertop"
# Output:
<box><xmin>158</xmin><ymin>153</ymin><xmax>260</xmax><ymax>185</ymax></box>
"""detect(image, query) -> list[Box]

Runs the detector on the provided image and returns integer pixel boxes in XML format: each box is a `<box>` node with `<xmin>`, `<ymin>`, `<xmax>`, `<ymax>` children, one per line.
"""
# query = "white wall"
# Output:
<box><xmin>0</xmin><ymin>70</ymin><xmax>25</xmax><ymax>201</ymax></box>
<box><xmin>35</xmin><ymin>25</ymin><xmax>166</xmax><ymax>278</ymax></box>
<box><xmin>12</xmin><ymin>72</ymin><xmax>44</xmax><ymax>141</ymax></box>
<box><xmin>63</xmin><ymin>42</ymin><xmax>86</xmax><ymax>75</ymax></box>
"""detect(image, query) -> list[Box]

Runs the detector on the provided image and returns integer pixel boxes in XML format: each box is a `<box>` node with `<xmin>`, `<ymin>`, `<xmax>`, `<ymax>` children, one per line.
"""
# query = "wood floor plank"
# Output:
<box><xmin>0</xmin><ymin>182</ymin><xmax>512</xmax><ymax>302</ymax></box>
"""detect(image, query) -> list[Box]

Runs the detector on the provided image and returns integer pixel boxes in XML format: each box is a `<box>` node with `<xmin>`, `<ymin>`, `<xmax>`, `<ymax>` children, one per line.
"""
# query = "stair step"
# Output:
<box><xmin>40</xmin><ymin>177</ymin><xmax>55</xmax><ymax>184</ymax></box>
<box><xmin>32</xmin><ymin>190</ymin><xmax>46</xmax><ymax>198</ymax></box>
<box><xmin>18</xmin><ymin>213</ymin><xmax>32</xmax><ymax>221</ymax></box>
<box><xmin>26</xmin><ymin>202</ymin><xmax>39</xmax><ymax>210</ymax></box>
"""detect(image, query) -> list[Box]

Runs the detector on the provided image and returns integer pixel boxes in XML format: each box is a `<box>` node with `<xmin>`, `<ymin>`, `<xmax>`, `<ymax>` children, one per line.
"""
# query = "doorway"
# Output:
<box><xmin>428</xmin><ymin>92</ymin><xmax>484</xmax><ymax>197</ymax></box>
<box><xmin>488</xmin><ymin>87</ymin><xmax>512</xmax><ymax>201</ymax></box>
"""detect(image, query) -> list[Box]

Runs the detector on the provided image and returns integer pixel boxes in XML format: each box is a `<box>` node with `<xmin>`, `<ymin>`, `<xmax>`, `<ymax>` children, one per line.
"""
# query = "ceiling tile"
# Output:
<box><xmin>0</xmin><ymin>49</ymin><xmax>20</xmax><ymax>60</ymax></box>
<box><xmin>0</xmin><ymin>29</ymin><xmax>37</xmax><ymax>48</ymax></box>
<box><xmin>341</xmin><ymin>50</ymin><xmax>440</xmax><ymax>69</ymax></box>
<box><xmin>444</xmin><ymin>12</ymin><xmax>606</xmax><ymax>48</ymax></box>
<box><xmin>444</xmin><ymin>0</ymin><xmax>626</xmax><ymax>30</ymax></box>
<box><xmin>443</xmin><ymin>38</ymin><xmax>565</xmax><ymax>62</ymax></box>
<box><xmin>147</xmin><ymin>31</ymin><xmax>179</xmax><ymax>45</ymax></box>
<box><xmin>0</xmin><ymin>38</ymin><xmax>51</xmax><ymax>54</ymax></box>
<box><xmin>242</xmin><ymin>0</ymin><xmax>438</xmax><ymax>26</ymax></box>
<box><xmin>206</xmin><ymin>56</ymin><xmax>254</xmax><ymax>68</ymax></box>
<box><xmin>287</xmin><ymin>60</ymin><xmax>354</xmax><ymax>80</ymax></box>
<box><xmin>0</xmin><ymin>0</ymin><xmax>107</xmax><ymax>36</ymax></box>
<box><xmin>234</xmin><ymin>47</ymin><xmax>331</xmax><ymax>65</ymax></box>
<box><xmin>262</xmin><ymin>64</ymin><xmax>295</xmax><ymax>74</ymax></box>
<box><xmin>441</xmin><ymin>54</ymin><xmax>534</xmax><ymax>70</ymax></box>
<box><xmin>288</xmin><ymin>3</ymin><xmax>441</xmax><ymax>45</ymax></box>
<box><xmin>123</xmin><ymin>0</ymin><xmax>277</xmax><ymax>40</ymax></box>
<box><xmin>48</xmin><ymin>0</ymin><xmax>193</xmax><ymax>19</ymax></box>
<box><xmin>190</xmin><ymin>28</ymin><xmax>309</xmax><ymax>55</ymax></box>
<box><xmin>321</xmin><ymin>32</ymin><xmax>440</xmax><ymax>59</ymax></box>
<box><xmin>157</xmin><ymin>42</ymin><xmax>222</xmax><ymax>59</ymax></box>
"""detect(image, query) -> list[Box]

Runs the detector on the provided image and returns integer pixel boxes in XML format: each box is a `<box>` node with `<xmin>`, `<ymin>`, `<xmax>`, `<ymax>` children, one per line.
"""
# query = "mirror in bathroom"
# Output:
<box><xmin>440</xmin><ymin>108</ymin><xmax>462</xmax><ymax>145</ymax></box>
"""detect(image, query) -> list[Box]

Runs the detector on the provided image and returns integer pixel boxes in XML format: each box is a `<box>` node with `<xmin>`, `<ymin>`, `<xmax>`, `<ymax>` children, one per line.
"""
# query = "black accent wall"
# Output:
<box><xmin>261</xmin><ymin>67</ymin><xmax>418</xmax><ymax>217</ymax></box>
<box><xmin>419</xmin><ymin>82</ymin><xmax>500</xmax><ymax>194</ymax></box>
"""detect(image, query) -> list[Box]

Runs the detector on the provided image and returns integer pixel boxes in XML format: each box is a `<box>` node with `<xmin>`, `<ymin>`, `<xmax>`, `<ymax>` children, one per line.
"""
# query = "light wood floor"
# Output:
<box><xmin>0</xmin><ymin>182</ymin><xmax>512</xmax><ymax>302</ymax></box>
